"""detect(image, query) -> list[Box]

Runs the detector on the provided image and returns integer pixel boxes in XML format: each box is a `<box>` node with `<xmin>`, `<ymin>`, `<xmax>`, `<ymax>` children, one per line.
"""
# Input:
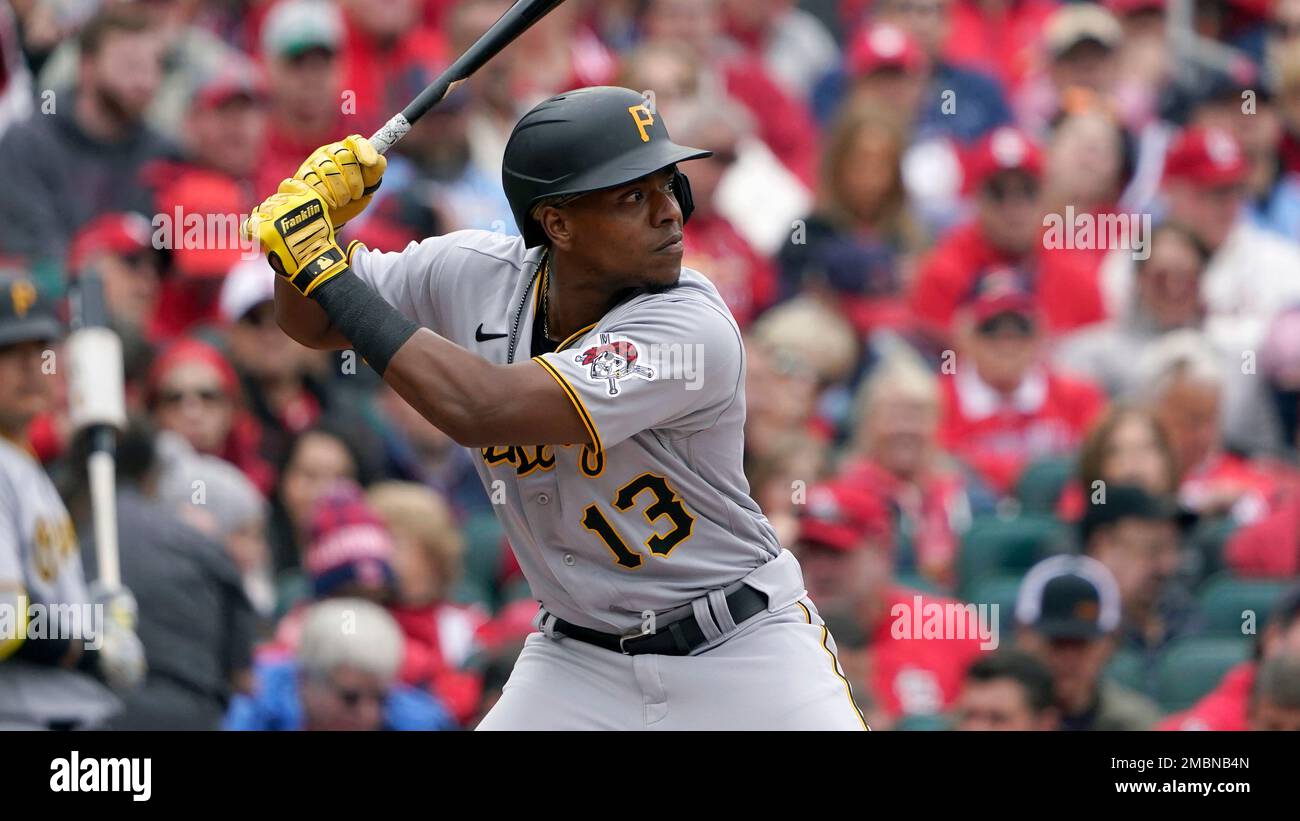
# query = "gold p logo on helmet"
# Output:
<box><xmin>628</xmin><ymin>103</ymin><xmax>655</xmax><ymax>143</ymax></box>
<box><xmin>10</xmin><ymin>280</ymin><xmax>35</xmax><ymax>318</ymax></box>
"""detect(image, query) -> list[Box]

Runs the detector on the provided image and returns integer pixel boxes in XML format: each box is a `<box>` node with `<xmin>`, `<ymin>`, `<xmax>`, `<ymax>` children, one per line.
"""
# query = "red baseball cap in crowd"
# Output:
<box><xmin>797</xmin><ymin>481</ymin><xmax>894</xmax><ymax>553</ymax></box>
<box><xmin>962</xmin><ymin>126</ymin><xmax>1043</xmax><ymax>195</ymax></box>
<box><xmin>68</xmin><ymin>212</ymin><xmax>154</xmax><ymax>274</ymax></box>
<box><xmin>192</xmin><ymin>61</ymin><xmax>267</xmax><ymax>112</ymax></box>
<box><xmin>963</xmin><ymin>267</ymin><xmax>1038</xmax><ymax>325</ymax></box>
<box><xmin>846</xmin><ymin>22</ymin><xmax>926</xmax><ymax>77</ymax></box>
<box><xmin>1162</xmin><ymin>126</ymin><xmax>1247</xmax><ymax>188</ymax></box>
<box><xmin>157</xmin><ymin>170</ymin><xmax>249</xmax><ymax>278</ymax></box>
<box><xmin>146</xmin><ymin>337</ymin><xmax>241</xmax><ymax>403</ymax></box>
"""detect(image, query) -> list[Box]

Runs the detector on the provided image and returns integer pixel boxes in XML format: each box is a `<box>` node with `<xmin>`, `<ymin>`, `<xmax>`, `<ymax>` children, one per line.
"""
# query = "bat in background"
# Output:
<box><xmin>365</xmin><ymin>0</ymin><xmax>568</xmax><ymax>167</ymax></box>
<box><xmin>65</xmin><ymin>269</ymin><xmax>127</xmax><ymax>592</ymax></box>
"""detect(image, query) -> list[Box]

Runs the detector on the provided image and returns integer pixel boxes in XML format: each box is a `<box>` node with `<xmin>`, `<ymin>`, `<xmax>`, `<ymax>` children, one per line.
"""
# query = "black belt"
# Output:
<box><xmin>550</xmin><ymin>585</ymin><xmax>769</xmax><ymax>656</ymax></box>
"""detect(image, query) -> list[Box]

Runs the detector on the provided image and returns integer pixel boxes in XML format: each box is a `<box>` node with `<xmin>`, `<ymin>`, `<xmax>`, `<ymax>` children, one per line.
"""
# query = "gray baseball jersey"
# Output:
<box><xmin>0</xmin><ymin>436</ymin><xmax>119</xmax><ymax>727</ymax></box>
<box><xmin>350</xmin><ymin>231</ymin><xmax>785</xmax><ymax>634</ymax></box>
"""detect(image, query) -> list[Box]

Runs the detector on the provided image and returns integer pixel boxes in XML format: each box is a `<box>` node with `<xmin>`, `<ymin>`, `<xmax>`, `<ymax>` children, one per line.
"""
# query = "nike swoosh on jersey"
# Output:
<box><xmin>476</xmin><ymin>324</ymin><xmax>509</xmax><ymax>342</ymax></box>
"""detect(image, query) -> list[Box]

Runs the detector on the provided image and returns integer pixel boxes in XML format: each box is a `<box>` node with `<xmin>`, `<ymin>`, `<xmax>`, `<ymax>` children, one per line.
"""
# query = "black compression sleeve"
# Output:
<box><xmin>11</xmin><ymin>634</ymin><xmax>74</xmax><ymax>666</ymax></box>
<box><xmin>310</xmin><ymin>269</ymin><xmax>420</xmax><ymax>376</ymax></box>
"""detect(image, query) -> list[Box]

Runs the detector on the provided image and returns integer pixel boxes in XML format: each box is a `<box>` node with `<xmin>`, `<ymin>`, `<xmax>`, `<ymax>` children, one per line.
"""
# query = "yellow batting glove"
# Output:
<box><xmin>243</xmin><ymin>179</ymin><xmax>349</xmax><ymax>297</ymax></box>
<box><xmin>294</xmin><ymin>134</ymin><xmax>387</xmax><ymax>227</ymax></box>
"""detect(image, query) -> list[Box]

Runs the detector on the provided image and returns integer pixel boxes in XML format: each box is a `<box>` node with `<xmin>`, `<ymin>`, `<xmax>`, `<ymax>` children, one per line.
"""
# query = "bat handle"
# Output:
<box><xmin>368</xmin><ymin>113</ymin><xmax>412</xmax><ymax>157</ymax></box>
<box><xmin>364</xmin><ymin>76</ymin><xmax>466</xmax><ymax>161</ymax></box>
<box><xmin>360</xmin><ymin>114</ymin><xmax>412</xmax><ymax>196</ymax></box>
<box><xmin>87</xmin><ymin>436</ymin><xmax>120</xmax><ymax>592</ymax></box>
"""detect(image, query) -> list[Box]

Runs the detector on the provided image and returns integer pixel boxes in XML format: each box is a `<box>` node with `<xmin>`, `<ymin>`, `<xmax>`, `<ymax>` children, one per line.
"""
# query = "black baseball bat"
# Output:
<box><xmin>366</xmin><ymin>0</ymin><xmax>568</xmax><ymax>158</ymax></box>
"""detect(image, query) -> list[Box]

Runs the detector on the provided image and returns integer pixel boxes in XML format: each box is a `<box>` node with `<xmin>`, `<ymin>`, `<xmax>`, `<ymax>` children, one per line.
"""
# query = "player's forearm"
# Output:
<box><xmin>305</xmin><ymin>268</ymin><xmax>485</xmax><ymax>441</ymax></box>
<box><xmin>384</xmin><ymin>330</ymin><xmax>584</xmax><ymax>447</ymax></box>
<box><xmin>383</xmin><ymin>330</ymin><xmax>514</xmax><ymax>445</ymax></box>
<box><xmin>273</xmin><ymin>278</ymin><xmax>351</xmax><ymax>350</ymax></box>
<box><xmin>304</xmin><ymin>269</ymin><xmax>585</xmax><ymax>446</ymax></box>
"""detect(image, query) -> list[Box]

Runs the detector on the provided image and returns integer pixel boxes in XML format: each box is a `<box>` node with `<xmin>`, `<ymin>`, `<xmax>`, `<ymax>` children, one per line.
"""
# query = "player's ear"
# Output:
<box><xmin>538</xmin><ymin>206</ymin><xmax>575</xmax><ymax>252</ymax></box>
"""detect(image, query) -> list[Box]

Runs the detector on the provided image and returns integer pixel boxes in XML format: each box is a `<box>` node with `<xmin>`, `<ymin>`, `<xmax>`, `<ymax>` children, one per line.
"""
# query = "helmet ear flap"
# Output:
<box><xmin>672</xmin><ymin>169</ymin><xmax>696</xmax><ymax>224</ymax></box>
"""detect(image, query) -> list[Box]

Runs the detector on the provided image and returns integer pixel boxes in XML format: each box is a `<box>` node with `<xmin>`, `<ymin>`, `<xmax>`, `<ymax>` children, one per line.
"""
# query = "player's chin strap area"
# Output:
<box><xmin>539</xmin><ymin>584</ymin><xmax>770</xmax><ymax>656</ymax></box>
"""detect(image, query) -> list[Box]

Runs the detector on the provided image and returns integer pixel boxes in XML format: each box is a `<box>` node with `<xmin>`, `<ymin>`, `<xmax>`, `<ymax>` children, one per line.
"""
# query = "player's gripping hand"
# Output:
<box><xmin>294</xmin><ymin>134</ymin><xmax>387</xmax><ymax>227</ymax></box>
<box><xmin>243</xmin><ymin>179</ymin><xmax>349</xmax><ymax>297</ymax></box>
<box><xmin>90</xmin><ymin>583</ymin><xmax>146</xmax><ymax>691</ymax></box>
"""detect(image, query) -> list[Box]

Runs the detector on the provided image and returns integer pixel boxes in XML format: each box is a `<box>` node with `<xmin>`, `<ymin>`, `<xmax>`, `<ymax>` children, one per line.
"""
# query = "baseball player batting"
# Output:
<box><xmin>246</xmin><ymin>86</ymin><xmax>867</xmax><ymax>730</ymax></box>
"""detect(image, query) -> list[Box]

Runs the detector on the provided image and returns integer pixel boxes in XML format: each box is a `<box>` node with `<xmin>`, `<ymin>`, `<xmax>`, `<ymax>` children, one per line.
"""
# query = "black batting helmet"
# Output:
<box><xmin>502</xmin><ymin>86</ymin><xmax>713</xmax><ymax>247</ymax></box>
<box><xmin>0</xmin><ymin>272</ymin><xmax>61</xmax><ymax>348</ymax></box>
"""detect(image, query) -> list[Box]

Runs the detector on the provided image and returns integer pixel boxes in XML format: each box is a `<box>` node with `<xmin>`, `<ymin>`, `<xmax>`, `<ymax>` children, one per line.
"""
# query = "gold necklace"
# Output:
<box><xmin>540</xmin><ymin>254</ymin><xmax>553</xmax><ymax>341</ymax></box>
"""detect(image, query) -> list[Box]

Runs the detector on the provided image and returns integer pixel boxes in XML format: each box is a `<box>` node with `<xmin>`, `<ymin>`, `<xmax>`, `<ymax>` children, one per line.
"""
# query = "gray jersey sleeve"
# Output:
<box><xmin>348</xmin><ymin>237</ymin><xmax>450</xmax><ymax>331</ymax></box>
<box><xmin>348</xmin><ymin>230</ymin><xmax>530</xmax><ymax>335</ymax></box>
<box><xmin>533</xmin><ymin>293</ymin><xmax>743</xmax><ymax>451</ymax></box>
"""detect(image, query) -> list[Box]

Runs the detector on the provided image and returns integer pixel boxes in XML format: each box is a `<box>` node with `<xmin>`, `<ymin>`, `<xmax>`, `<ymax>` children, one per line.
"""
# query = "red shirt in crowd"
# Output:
<box><xmin>682</xmin><ymin>213</ymin><xmax>777</xmax><ymax>328</ymax></box>
<box><xmin>938</xmin><ymin>366</ymin><xmax>1105</xmax><ymax>495</ymax></box>
<box><xmin>1223</xmin><ymin>487</ymin><xmax>1300</xmax><ymax>578</ymax></box>
<box><xmin>338</xmin><ymin>14</ymin><xmax>450</xmax><ymax>136</ymax></box>
<box><xmin>868</xmin><ymin>586</ymin><xmax>985</xmax><ymax>720</ymax></box>
<box><xmin>908</xmin><ymin>221</ymin><xmax>1108</xmax><ymax>342</ymax></box>
<box><xmin>255</xmin><ymin>120</ymin><xmax>349</xmax><ymax>207</ymax></box>
<box><xmin>720</xmin><ymin>55</ymin><xmax>818</xmax><ymax>188</ymax></box>
<box><xmin>1156</xmin><ymin>662</ymin><xmax>1255</xmax><ymax>731</ymax></box>
<box><xmin>1180</xmin><ymin>452</ymin><xmax>1299</xmax><ymax>525</ymax></box>
<box><xmin>389</xmin><ymin>602</ymin><xmax>488</xmax><ymax>727</ymax></box>
<box><xmin>838</xmin><ymin>457</ymin><xmax>968</xmax><ymax>588</ymax></box>
<box><xmin>942</xmin><ymin>0</ymin><xmax>1058</xmax><ymax>94</ymax></box>
<box><xmin>142</xmin><ymin>163</ymin><xmax>260</xmax><ymax>340</ymax></box>
<box><xmin>1281</xmin><ymin>132</ymin><xmax>1300</xmax><ymax>177</ymax></box>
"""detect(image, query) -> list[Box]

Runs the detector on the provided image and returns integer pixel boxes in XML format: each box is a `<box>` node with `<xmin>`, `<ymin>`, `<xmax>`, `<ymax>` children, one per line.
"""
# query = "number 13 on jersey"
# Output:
<box><xmin>581</xmin><ymin>473</ymin><xmax>696</xmax><ymax>569</ymax></box>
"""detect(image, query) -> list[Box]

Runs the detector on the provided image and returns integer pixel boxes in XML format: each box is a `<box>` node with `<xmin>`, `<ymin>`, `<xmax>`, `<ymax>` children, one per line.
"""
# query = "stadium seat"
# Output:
<box><xmin>458</xmin><ymin>511</ymin><xmax>507</xmax><ymax>606</ymax></box>
<box><xmin>963</xmin><ymin>573</ymin><xmax>1023</xmax><ymax>636</ymax></box>
<box><xmin>1104</xmin><ymin>647</ymin><xmax>1151</xmax><ymax>697</ymax></box>
<box><xmin>451</xmin><ymin>579</ymin><xmax>495</xmax><ymax>610</ymax></box>
<box><xmin>1016</xmin><ymin>457</ymin><xmax>1075</xmax><ymax>514</ymax></box>
<box><xmin>500</xmin><ymin>576</ymin><xmax>534</xmax><ymax>606</ymax></box>
<box><xmin>957</xmin><ymin>514</ymin><xmax>1070</xmax><ymax>600</ymax></box>
<box><xmin>1185</xmin><ymin>517</ymin><xmax>1238</xmax><ymax>585</ymax></box>
<box><xmin>895</xmin><ymin>571</ymin><xmax>942</xmax><ymax>595</ymax></box>
<box><xmin>1154</xmin><ymin>637</ymin><xmax>1250</xmax><ymax>713</ymax></box>
<box><xmin>1196</xmin><ymin>573</ymin><xmax>1293</xmax><ymax>638</ymax></box>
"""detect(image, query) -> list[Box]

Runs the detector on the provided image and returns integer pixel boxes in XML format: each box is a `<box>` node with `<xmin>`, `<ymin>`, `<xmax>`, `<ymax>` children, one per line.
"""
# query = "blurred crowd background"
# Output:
<box><xmin>2</xmin><ymin>0</ymin><xmax>1300</xmax><ymax>731</ymax></box>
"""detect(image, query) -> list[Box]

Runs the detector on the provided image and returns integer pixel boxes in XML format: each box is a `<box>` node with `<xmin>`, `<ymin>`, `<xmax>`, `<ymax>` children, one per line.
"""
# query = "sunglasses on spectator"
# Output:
<box><xmin>239</xmin><ymin>303</ymin><xmax>278</xmax><ymax>328</ymax></box>
<box><xmin>120</xmin><ymin>251</ymin><xmax>158</xmax><ymax>270</ymax></box>
<box><xmin>287</xmin><ymin>47</ymin><xmax>338</xmax><ymax>66</ymax></box>
<box><xmin>982</xmin><ymin>177</ymin><xmax>1040</xmax><ymax>202</ymax></box>
<box><xmin>157</xmin><ymin>387</ymin><xmax>226</xmax><ymax>406</ymax></box>
<box><xmin>976</xmin><ymin>313</ymin><xmax>1036</xmax><ymax>336</ymax></box>
<box><xmin>333</xmin><ymin>684</ymin><xmax>387</xmax><ymax>710</ymax></box>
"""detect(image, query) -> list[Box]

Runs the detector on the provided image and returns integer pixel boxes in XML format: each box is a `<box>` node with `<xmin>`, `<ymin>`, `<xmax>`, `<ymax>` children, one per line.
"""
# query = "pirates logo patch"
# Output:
<box><xmin>576</xmin><ymin>333</ymin><xmax>654</xmax><ymax>395</ymax></box>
